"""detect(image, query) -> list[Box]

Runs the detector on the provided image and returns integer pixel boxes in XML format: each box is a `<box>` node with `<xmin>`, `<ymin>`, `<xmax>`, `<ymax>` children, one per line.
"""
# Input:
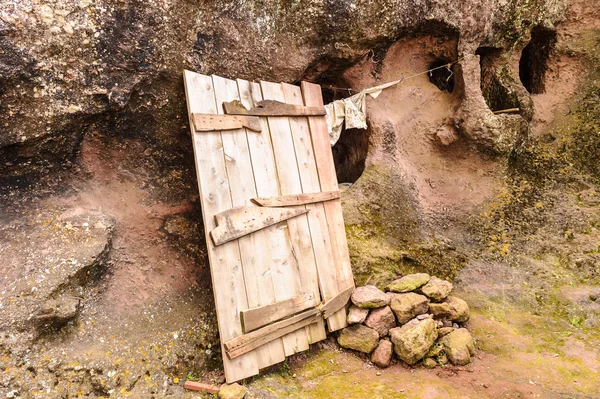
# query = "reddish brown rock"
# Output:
<box><xmin>371</xmin><ymin>340</ymin><xmax>393</xmax><ymax>368</ymax></box>
<box><xmin>351</xmin><ymin>285</ymin><xmax>389</xmax><ymax>309</ymax></box>
<box><xmin>364</xmin><ymin>306</ymin><xmax>396</xmax><ymax>337</ymax></box>
<box><xmin>347</xmin><ymin>305</ymin><xmax>369</xmax><ymax>324</ymax></box>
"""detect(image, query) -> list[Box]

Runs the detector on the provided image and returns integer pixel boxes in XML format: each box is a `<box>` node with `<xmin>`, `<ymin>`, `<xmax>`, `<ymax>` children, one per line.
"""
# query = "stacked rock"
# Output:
<box><xmin>337</xmin><ymin>273</ymin><xmax>475</xmax><ymax>368</ymax></box>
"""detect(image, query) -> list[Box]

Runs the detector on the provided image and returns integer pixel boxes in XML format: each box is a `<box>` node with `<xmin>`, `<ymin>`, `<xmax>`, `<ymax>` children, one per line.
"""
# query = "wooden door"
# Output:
<box><xmin>183</xmin><ymin>71</ymin><xmax>354</xmax><ymax>382</ymax></box>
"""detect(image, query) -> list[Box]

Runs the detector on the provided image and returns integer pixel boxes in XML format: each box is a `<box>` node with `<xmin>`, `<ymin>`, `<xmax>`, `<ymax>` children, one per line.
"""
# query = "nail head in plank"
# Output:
<box><xmin>320</xmin><ymin>286</ymin><xmax>354</xmax><ymax>320</ymax></box>
<box><xmin>251</xmin><ymin>191</ymin><xmax>341</xmax><ymax>207</ymax></box>
<box><xmin>223</xmin><ymin>99</ymin><xmax>326</xmax><ymax>116</ymax></box>
<box><xmin>241</xmin><ymin>292</ymin><xmax>318</xmax><ymax>333</ymax></box>
<box><xmin>225</xmin><ymin>308</ymin><xmax>321</xmax><ymax>359</ymax></box>
<box><xmin>210</xmin><ymin>206</ymin><xmax>309</xmax><ymax>246</ymax></box>
<box><xmin>192</xmin><ymin>113</ymin><xmax>262</xmax><ymax>132</ymax></box>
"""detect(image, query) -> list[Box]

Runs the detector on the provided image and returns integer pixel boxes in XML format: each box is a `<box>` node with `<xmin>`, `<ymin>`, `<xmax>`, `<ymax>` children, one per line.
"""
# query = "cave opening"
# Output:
<box><xmin>312</xmin><ymin>74</ymin><xmax>369</xmax><ymax>184</ymax></box>
<box><xmin>428</xmin><ymin>58</ymin><xmax>455</xmax><ymax>93</ymax></box>
<box><xmin>476</xmin><ymin>46</ymin><xmax>520</xmax><ymax>112</ymax></box>
<box><xmin>519</xmin><ymin>27</ymin><xmax>557</xmax><ymax>94</ymax></box>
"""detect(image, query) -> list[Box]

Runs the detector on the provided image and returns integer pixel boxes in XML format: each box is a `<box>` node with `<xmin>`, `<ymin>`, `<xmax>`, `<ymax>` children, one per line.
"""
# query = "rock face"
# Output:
<box><xmin>347</xmin><ymin>305</ymin><xmax>370</xmax><ymax>324</ymax></box>
<box><xmin>351</xmin><ymin>285</ymin><xmax>389</xmax><ymax>309</ymax></box>
<box><xmin>389</xmin><ymin>293</ymin><xmax>429</xmax><ymax>324</ymax></box>
<box><xmin>337</xmin><ymin>324</ymin><xmax>380</xmax><ymax>353</ymax></box>
<box><xmin>439</xmin><ymin>328</ymin><xmax>476</xmax><ymax>365</ymax></box>
<box><xmin>0</xmin><ymin>210</ymin><xmax>114</xmax><ymax>342</ymax></box>
<box><xmin>371</xmin><ymin>340</ymin><xmax>393</xmax><ymax>368</ymax></box>
<box><xmin>390</xmin><ymin>319</ymin><xmax>438</xmax><ymax>365</ymax></box>
<box><xmin>0</xmin><ymin>0</ymin><xmax>566</xmax><ymax>183</ymax></box>
<box><xmin>387</xmin><ymin>273</ymin><xmax>430</xmax><ymax>293</ymax></box>
<box><xmin>420</xmin><ymin>277</ymin><xmax>453</xmax><ymax>302</ymax></box>
<box><xmin>364</xmin><ymin>306</ymin><xmax>396</xmax><ymax>337</ymax></box>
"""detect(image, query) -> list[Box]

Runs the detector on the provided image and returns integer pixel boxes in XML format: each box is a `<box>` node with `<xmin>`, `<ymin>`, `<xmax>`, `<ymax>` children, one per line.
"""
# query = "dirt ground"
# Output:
<box><xmin>1</xmin><ymin>0</ymin><xmax>599</xmax><ymax>398</ymax></box>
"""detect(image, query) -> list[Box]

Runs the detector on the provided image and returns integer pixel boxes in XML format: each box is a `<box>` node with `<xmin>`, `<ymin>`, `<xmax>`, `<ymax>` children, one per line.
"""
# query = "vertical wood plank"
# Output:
<box><xmin>281</xmin><ymin>82</ymin><xmax>332</xmax><ymax>339</ymax></box>
<box><xmin>259</xmin><ymin>80</ymin><xmax>318</xmax><ymax>355</ymax></box>
<box><xmin>182</xmin><ymin>70</ymin><xmax>258</xmax><ymax>382</ymax></box>
<box><xmin>301</xmin><ymin>81</ymin><xmax>355</xmax><ymax>331</ymax></box>
<box><xmin>212</xmin><ymin>75</ymin><xmax>286</xmax><ymax>369</ymax></box>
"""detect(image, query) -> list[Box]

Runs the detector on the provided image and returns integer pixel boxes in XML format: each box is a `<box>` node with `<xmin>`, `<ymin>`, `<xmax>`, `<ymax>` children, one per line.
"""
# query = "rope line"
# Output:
<box><xmin>323</xmin><ymin>58</ymin><xmax>463</xmax><ymax>94</ymax></box>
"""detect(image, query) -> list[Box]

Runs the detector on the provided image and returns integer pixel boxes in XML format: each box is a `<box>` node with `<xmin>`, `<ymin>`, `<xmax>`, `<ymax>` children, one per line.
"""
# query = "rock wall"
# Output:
<box><xmin>0</xmin><ymin>0</ymin><xmax>567</xmax><ymax>184</ymax></box>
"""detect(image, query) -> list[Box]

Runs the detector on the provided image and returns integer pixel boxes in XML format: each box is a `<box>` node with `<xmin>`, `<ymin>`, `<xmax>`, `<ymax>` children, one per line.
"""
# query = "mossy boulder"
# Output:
<box><xmin>420</xmin><ymin>276</ymin><xmax>453</xmax><ymax>302</ymax></box>
<box><xmin>389</xmin><ymin>293</ymin><xmax>429</xmax><ymax>324</ymax></box>
<box><xmin>219</xmin><ymin>383</ymin><xmax>248</xmax><ymax>399</ymax></box>
<box><xmin>445</xmin><ymin>296</ymin><xmax>470</xmax><ymax>323</ymax></box>
<box><xmin>387</xmin><ymin>273</ymin><xmax>430</xmax><ymax>293</ymax></box>
<box><xmin>439</xmin><ymin>328</ymin><xmax>475</xmax><ymax>366</ymax></box>
<box><xmin>390</xmin><ymin>319</ymin><xmax>438</xmax><ymax>365</ymax></box>
<box><xmin>351</xmin><ymin>285</ymin><xmax>389</xmax><ymax>309</ymax></box>
<box><xmin>337</xmin><ymin>324</ymin><xmax>380</xmax><ymax>353</ymax></box>
<box><xmin>370</xmin><ymin>340</ymin><xmax>393</xmax><ymax>368</ymax></box>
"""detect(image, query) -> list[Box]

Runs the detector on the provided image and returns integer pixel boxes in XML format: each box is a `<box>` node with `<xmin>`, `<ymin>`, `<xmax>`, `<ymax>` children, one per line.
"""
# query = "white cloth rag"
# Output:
<box><xmin>324</xmin><ymin>79</ymin><xmax>403</xmax><ymax>146</ymax></box>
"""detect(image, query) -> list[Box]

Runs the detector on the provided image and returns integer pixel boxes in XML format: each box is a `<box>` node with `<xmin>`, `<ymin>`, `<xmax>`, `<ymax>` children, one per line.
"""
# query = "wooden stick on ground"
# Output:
<box><xmin>492</xmin><ymin>108</ymin><xmax>520</xmax><ymax>114</ymax></box>
<box><xmin>183</xmin><ymin>381</ymin><xmax>220</xmax><ymax>394</ymax></box>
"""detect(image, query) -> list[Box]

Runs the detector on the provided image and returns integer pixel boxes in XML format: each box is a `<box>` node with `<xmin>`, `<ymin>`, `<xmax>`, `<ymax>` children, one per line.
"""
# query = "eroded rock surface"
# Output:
<box><xmin>439</xmin><ymin>328</ymin><xmax>476</xmax><ymax>365</ymax></box>
<box><xmin>0</xmin><ymin>209</ymin><xmax>114</xmax><ymax>343</ymax></box>
<box><xmin>390</xmin><ymin>319</ymin><xmax>438</xmax><ymax>365</ymax></box>
<box><xmin>390</xmin><ymin>293</ymin><xmax>429</xmax><ymax>324</ymax></box>
<box><xmin>351</xmin><ymin>285</ymin><xmax>389</xmax><ymax>309</ymax></box>
<box><xmin>387</xmin><ymin>273</ymin><xmax>430</xmax><ymax>293</ymax></box>
<box><xmin>337</xmin><ymin>324</ymin><xmax>380</xmax><ymax>353</ymax></box>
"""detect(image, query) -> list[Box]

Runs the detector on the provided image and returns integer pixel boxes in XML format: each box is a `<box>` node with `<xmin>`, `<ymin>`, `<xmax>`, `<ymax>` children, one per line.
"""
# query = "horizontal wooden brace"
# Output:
<box><xmin>240</xmin><ymin>292</ymin><xmax>318</xmax><ymax>333</ymax></box>
<box><xmin>210</xmin><ymin>206</ymin><xmax>309</xmax><ymax>246</ymax></box>
<box><xmin>192</xmin><ymin>113</ymin><xmax>262</xmax><ymax>132</ymax></box>
<box><xmin>223</xmin><ymin>99</ymin><xmax>326</xmax><ymax>117</ymax></box>
<box><xmin>225</xmin><ymin>308</ymin><xmax>321</xmax><ymax>360</ymax></box>
<box><xmin>319</xmin><ymin>286</ymin><xmax>354</xmax><ymax>320</ymax></box>
<box><xmin>251</xmin><ymin>191</ymin><xmax>341</xmax><ymax>207</ymax></box>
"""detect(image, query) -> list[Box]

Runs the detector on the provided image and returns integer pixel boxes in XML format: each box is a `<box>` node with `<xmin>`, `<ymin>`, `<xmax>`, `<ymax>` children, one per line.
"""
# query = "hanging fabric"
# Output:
<box><xmin>324</xmin><ymin>79</ymin><xmax>402</xmax><ymax>146</ymax></box>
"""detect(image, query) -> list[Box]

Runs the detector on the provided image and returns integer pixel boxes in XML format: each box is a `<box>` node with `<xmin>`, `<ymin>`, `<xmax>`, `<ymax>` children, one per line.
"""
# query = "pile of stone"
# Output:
<box><xmin>337</xmin><ymin>273</ymin><xmax>475</xmax><ymax>368</ymax></box>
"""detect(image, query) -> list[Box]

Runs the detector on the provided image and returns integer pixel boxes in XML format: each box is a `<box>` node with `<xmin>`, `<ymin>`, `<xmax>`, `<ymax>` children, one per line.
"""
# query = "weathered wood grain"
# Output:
<box><xmin>251</xmin><ymin>191</ymin><xmax>340</xmax><ymax>207</ymax></box>
<box><xmin>240</xmin><ymin>292</ymin><xmax>317</xmax><ymax>333</ymax></box>
<box><xmin>183</xmin><ymin>70</ymin><xmax>259</xmax><ymax>382</ymax></box>
<box><xmin>320</xmin><ymin>286</ymin><xmax>354</xmax><ymax>320</ymax></box>
<box><xmin>223</xmin><ymin>99</ymin><xmax>326</xmax><ymax>116</ymax></box>
<box><xmin>192</xmin><ymin>113</ymin><xmax>261</xmax><ymax>132</ymax></box>
<box><xmin>210</xmin><ymin>206</ymin><xmax>309</xmax><ymax>246</ymax></box>
<box><xmin>225</xmin><ymin>309</ymin><xmax>321</xmax><ymax>359</ymax></box>
<box><xmin>301</xmin><ymin>81</ymin><xmax>355</xmax><ymax>332</ymax></box>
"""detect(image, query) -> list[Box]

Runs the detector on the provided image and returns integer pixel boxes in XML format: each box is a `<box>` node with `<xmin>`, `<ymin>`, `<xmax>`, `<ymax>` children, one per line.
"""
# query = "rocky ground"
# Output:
<box><xmin>1</xmin><ymin>0</ymin><xmax>600</xmax><ymax>398</ymax></box>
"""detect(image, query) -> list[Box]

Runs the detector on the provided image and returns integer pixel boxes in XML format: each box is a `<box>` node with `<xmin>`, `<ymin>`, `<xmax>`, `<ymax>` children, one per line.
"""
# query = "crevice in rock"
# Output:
<box><xmin>477</xmin><ymin>47</ymin><xmax>520</xmax><ymax>112</ymax></box>
<box><xmin>519</xmin><ymin>27</ymin><xmax>557</xmax><ymax>94</ymax></box>
<box><xmin>428</xmin><ymin>58</ymin><xmax>455</xmax><ymax>93</ymax></box>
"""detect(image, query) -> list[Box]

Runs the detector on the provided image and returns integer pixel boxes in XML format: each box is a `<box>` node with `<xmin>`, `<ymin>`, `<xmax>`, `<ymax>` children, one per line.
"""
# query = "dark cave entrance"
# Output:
<box><xmin>316</xmin><ymin>76</ymin><xmax>369</xmax><ymax>184</ymax></box>
<box><xmin>476</xmin><ymin>47</ymin><xmax>520</xmax><ymax>112</ymax></box>
<box><xmin>428</xmin><ymin>58</ymin><xmax>455</xmax><ymax>93</ymax></box>
<box><xmin>519</xmin><ymin>27</ymin><xmax>557</xmax><ymax>94</ymax></box>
